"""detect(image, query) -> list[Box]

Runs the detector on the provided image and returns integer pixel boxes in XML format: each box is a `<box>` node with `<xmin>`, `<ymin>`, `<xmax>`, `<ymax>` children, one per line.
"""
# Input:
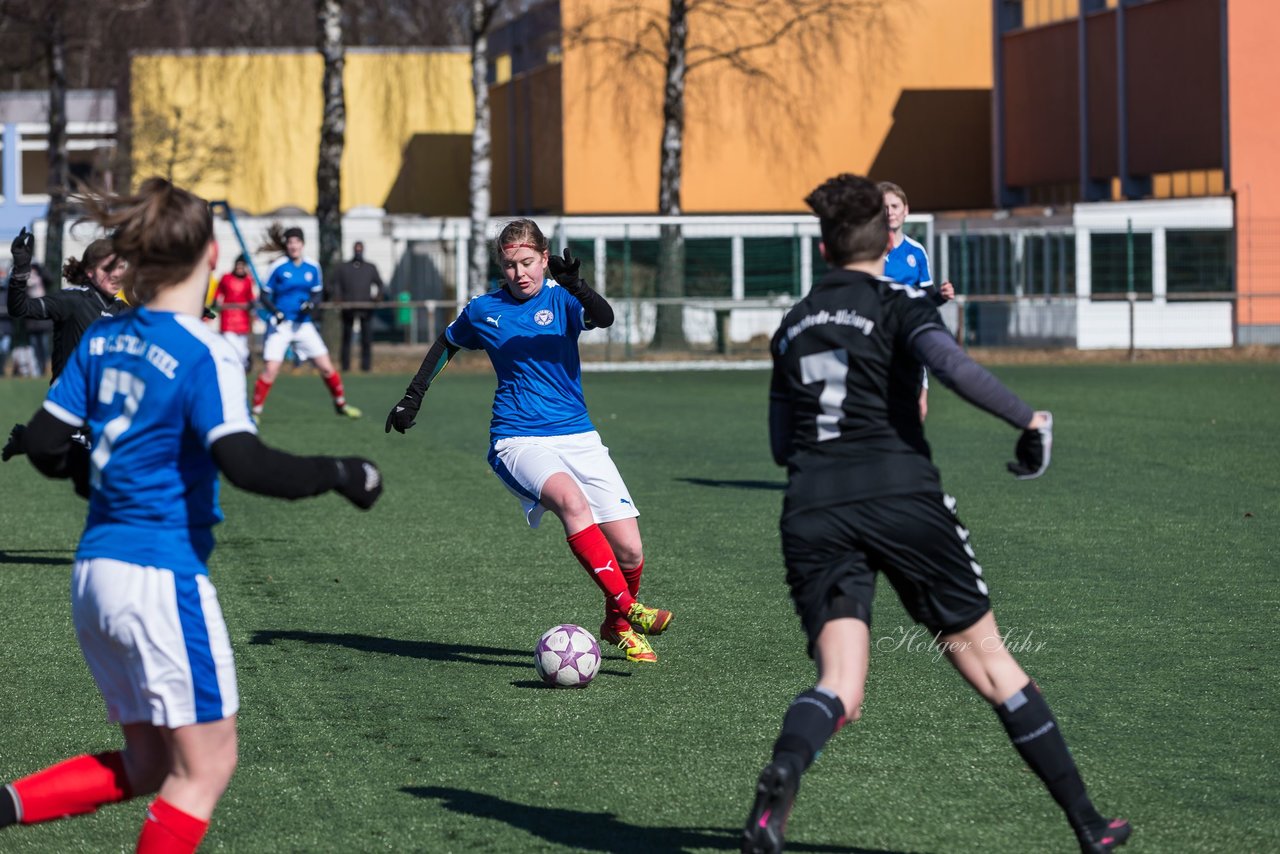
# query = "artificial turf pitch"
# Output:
<box><xmin>0</xmin><ymin>362</ymin><xmax>1277</xmax><ymax>852</ymax></box>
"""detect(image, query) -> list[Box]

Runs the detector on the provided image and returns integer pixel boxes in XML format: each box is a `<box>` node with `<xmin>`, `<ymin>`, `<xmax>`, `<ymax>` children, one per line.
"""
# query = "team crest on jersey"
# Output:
<box><xmin>907</xmin><ymin>255</ymin><xmax>917</xmax><ymax>267</ymax></box>
<box><xmin>534</xmin><ymin>309</ymin><xmax>554</xmax><ymax>326</ymax></box>
<box><xmin>304</xmin><ymin>271</ymin><xmax>314</xmax><ymax>282</ymax></box>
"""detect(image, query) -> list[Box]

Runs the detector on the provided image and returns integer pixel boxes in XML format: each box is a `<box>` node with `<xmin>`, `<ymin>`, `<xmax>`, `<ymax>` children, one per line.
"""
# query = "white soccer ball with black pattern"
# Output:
<box><xmin>534</xmin><ymin>624</ymin><xmax>601</xmax><ymax>688</ymax></box>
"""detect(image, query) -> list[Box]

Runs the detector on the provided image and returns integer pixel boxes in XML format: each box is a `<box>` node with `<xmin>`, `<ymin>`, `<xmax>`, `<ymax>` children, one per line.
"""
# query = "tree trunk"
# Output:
<box><xmin>316</xmin><ymin>0</ymin><xmax>345</xmax><ymax>351</ymax></box>
<box><xmin>44</xmin><ymin>8</ymin><xmax>68</xmax><ymax>276</ymax></box>
<box><xmin>651</xmin><ymin>0</ymin><xmax>688</xmax><ymax>350</ymax></box>
<box><xmin>468</xmin><ymin>0</ymin><xmax>496</xmax><ymax>298</ymax></box>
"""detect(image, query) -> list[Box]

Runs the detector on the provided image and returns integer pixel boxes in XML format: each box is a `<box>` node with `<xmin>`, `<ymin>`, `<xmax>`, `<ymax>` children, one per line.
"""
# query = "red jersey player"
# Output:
<box><xmin>213</xmin><ymin>255</ymin><xmax>256</xmax><ymax>371</ymax></box>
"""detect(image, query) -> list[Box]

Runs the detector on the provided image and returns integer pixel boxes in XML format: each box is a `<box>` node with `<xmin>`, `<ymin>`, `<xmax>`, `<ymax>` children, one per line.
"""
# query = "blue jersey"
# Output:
<box><xmin>445</xmin><ymin>282</ymin><xmax>593</xmax><ymax>441</ymax></box>
<box><xmin>884</xmin><ymin>235</ymin><xmax>933</xmax><ymax>290</ymax></box>
<box><xmin>44</xmin><ymin>308</ymin><xmax>257</xmax><ymax>575</ymax></box>
<box><xmin>262</xmin><ymin>257</ymin><xmax>323</xmax><ymax>322</ymax></box>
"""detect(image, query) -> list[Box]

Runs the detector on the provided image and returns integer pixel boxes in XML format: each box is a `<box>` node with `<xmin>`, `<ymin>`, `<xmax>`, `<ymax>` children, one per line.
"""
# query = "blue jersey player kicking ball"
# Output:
<box><xmin>0</xmin><ymin>178</ymin><xmax>382</xmax><ymax>853</ymax></box>
<box><xmin>387</xmin><ymin>219</ymin><xmax>673</xmax><ymax>663</ymax></box>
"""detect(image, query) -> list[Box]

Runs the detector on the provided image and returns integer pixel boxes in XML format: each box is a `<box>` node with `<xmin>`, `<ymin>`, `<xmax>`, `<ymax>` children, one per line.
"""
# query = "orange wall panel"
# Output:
<box><xmin>557</xmin><ymin>0</ymin><xmax>993</xmax><ymax>214</ymax></box>
<box><xmin>1229</xmin><ymin>0</ymin><xmax>1280</xmax><ymax>322</ymax></box>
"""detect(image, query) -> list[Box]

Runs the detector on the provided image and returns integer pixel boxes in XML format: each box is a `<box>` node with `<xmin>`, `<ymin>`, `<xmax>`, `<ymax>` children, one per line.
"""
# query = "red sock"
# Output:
<box><xmin>323</xmin><ymin>371</ymin><xmax>346</xmax><ymax>406</ymax></box>
<box><xmin>136</xmin><ymin>797</ymin><xmax>209</xmax><ymax>854</ymax></box>
<box><xmin>567</xmin><ymin>525</ymin><xmax>636</xmax><ymax>613</ymax></box>
<box><xmin>11</xmin><ymin>752</ymin><xmax>132</xmax><ymax>824</ymax></box>
<box><xmin>605</xmin><ymin>558</ymin><xmax>645</xmax><ymax>633</ymax></box>
<box><xmin>251</xmin><ymin>376</ymin><xmax>273</xmax><ymax>410</ymax></box>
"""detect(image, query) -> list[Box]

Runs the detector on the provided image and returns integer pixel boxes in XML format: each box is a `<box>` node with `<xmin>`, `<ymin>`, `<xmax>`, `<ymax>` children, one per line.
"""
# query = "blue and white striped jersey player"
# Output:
<box><xmin>880</xmin><ymin>181</ymin><xmax>955</xmax><ymax>421</ymax></box>
<box><xmin>386</xmin><ymin>218</ymin><xmax>673</xmax><ymax>663</ymax></box>
<box><xmin>251</xmin><ymin>225</ymin><xmax>361</xmax><ymax>419</ymax></box>
<box><xmin>0</xmin><ymin>179</ymin><xmax>382</xmax><ymax>853</ymax></box>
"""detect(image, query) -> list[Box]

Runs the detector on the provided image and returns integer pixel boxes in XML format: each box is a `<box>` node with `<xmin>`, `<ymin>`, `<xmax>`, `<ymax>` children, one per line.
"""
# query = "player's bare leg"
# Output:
<box><xmin>941</xmin><ymin>612</ymin><xmax>1131</xmax><ymax>853</ymax></box>
<box><xmin>918</xmin><ymin>386</ymin><xmax>929</xmax><ymax>422</ymax></box>
<box><xmin>745</xmin><ymin>618</ymin><xmax>867</xmax><ymax>854</ymax></box>
<box><xmin>120</xmin><ymin>723</ymin><xmax>170</xmax><ymax>799</ymax></box>
<box><xmin>136</xmin><ymin>716</ymin><xmax>237</xmax><ymax>852</ymax></box>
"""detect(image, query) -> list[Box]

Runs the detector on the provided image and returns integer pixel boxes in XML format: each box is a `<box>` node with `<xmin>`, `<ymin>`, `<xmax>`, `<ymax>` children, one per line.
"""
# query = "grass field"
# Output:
<box><xmin>1</xmin><ymin>362</ymin><xmax>1277</xmax><ymax>853</ymax></box>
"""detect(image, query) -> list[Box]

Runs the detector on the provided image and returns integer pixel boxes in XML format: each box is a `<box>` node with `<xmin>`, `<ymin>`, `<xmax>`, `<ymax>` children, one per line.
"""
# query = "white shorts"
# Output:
<box><xmin>72</xmin><ymin>558</ymin><xmax>239</xmax><ymax>728</ymax></box>
<box><xmin>488</xmin><ymin>431</ymin><xmax>640</xmax><ymax>529</ymax></box>
<box><xmin>222</xmin><ymin>331</ymin><xmax>250</xmax><ymax>369</ymax></box>
<box><xmin>263</xmin><ymin>320</ymin><xmax>328</xmax><ymax>363</ymax></box>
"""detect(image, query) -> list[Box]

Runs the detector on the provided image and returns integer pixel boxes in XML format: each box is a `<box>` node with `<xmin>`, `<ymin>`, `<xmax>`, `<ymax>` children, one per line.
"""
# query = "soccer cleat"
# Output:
<box><xmin>1078</xmin><ymin>818</ymin><xmax>1132</xmax><ymax>853</ymax></box>
<box><xmin>601</xmin><ymin>625</ymin><xmax>657</xmax><ymax>663</ymax></box>
<box><xmin>336</xmin><ymin>403</ymin><xmax>363</xmax><ymax>418</ymax></box>
<box><xmin>251</xmin><ymin>405</ymin><xmax>264</xmax><ymax>417</ymax></box>
<box><xmin>742</xmin><ymin>759</ymin><xmax>800</xmax><ymax>854</ymax></box>
<box><xmin>626</xmin><ymin>601</ymin><xmax>672</xmax><ymax>635</ymax></box>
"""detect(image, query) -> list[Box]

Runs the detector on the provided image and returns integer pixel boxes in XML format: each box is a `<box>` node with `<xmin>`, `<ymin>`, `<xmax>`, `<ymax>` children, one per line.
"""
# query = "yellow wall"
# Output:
<box><xmin>131</xmin><ymin>50</ymin><xmax>473</xmax><ymax>214</ymax></box>
<box><xmin>558</xmin><ymin>0</ymin><xmax>993</xmax><ymax>214</ymax></box>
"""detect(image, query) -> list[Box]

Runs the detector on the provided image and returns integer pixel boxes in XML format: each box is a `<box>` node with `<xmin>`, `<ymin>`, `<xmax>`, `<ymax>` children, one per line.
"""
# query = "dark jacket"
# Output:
<box><xmin>7</xmin><ymin>280</ymin><xmax>125</xmax><ymax>379</ymax></box>
<box><xmin>330</xmin><ymin>257</ymin><xmax>384</xmax><ymax>306</ymax></box>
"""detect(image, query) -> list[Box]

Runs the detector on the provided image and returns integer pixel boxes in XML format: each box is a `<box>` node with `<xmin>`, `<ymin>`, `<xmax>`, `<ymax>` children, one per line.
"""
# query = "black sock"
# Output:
<box><xmin>771</xmin><ymin>687</ymin><xmax>847</xmax><ymax>773</ymax></box>
<box><xmin>0</xmin><ymin>784</ymin><xmax>17</xmax><ymax>828</ymax></box>
<box><xmin>994</xmin><ymin>681</ymin><xmax>1104</xmax><ymax>834</ymax></box>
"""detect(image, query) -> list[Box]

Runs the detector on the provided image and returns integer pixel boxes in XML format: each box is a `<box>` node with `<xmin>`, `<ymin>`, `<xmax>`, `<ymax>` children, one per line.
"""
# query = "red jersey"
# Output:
<box><xmin>215</xmin><ymin>274</ymin><xmax>255</xmax><ymax>334</ymax></box>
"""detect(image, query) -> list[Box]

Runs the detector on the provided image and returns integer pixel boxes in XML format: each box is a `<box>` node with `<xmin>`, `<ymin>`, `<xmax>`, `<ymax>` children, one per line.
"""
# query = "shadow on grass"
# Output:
<box><xmin>510</xmin><ymin>670</ymin><xmax>629</xmax><ymax>690</ymax></box>
<box><xmin>251</xmin><ymin>631</ymin><xmax>638</xmax><ymax>680</ymax></box>
<box><xmin>250</xmin><ymin>630</ymin><xmax>531</xmax><ymax>669</ymax></box>
<box><xmin>0</xmin><ymin>550</ymin><xmax>73</xmax><ymax>566</ymax></box>
<box><xmin>403</xmin><ymin>786</ymin><xmax>911</xmax><ymax>853</ymax></box>
<box><xmin>678</xmin><ymin>477</ymin><xmax>785</xmax><ymax>491</ymax></box>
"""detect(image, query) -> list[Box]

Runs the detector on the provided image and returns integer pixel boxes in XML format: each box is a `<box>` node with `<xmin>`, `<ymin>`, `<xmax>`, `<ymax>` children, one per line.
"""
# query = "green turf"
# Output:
<box><xmin>1</xmin><ymin>362</ymin><xmax>1277</xmax><ymax>852</ymax></box>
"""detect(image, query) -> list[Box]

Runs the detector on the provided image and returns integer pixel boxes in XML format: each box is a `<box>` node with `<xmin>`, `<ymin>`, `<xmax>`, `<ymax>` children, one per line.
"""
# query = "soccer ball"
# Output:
<box><xmin>534</xmin><ymin>624</ymin><xmax>601</xmax><ymax>688</ymax></box>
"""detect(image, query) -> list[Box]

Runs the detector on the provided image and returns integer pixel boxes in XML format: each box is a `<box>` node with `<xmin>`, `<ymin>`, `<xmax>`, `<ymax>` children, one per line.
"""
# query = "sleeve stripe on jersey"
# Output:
<box><xmin>443</xmin><ymin>325</ymin><xmax>478</xmax><ymax>351</ymax></box>
<box><xmin>175</xmin><ymin>315</ymin><xmax>260</xmax><ymax>447</ymax></box>
<box><xmin>42</xmin><ymin>399</ymin><xmax>85</xmax><ymax>427</ymax></box>
<box><xmin>207</xmin><ymin>420</ymin><xmax>258</xmax><ymax>446</ymax></box>
<box><xmin>904</xmin><ymin>322</ymin><xmax>948</xmax><ymax>347</ymax></box>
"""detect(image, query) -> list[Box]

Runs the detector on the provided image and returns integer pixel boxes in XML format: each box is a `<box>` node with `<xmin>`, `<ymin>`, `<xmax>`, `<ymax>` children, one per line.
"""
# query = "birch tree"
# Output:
<box><xmin>316</xmin><ymin>0</ymin><xmax>346</xmax><ymax>286</ymax></box>
<box><xmin>469</xmin><ymin>0</ymin><xmax>505</xmax><ymax>297</ymax></box>
<box><xmin>568</xmin><ymin>0</ymin><xmax>897</xmax><ymax>349</ymax></box>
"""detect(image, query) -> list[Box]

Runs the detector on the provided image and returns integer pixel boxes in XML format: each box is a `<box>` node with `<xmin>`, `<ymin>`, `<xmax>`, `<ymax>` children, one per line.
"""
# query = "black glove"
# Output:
<box><xmin>334</xmin><ymin>457</ymin><xmax>383</xmax><ymax>509</ymax></box>
<box><xmin>299</xmin><ymin>300</ymin><xmax>315</xmax><ymax>319</ymax></box>
<box><xmin>547</xmin><ymin>247</ymin><xmax>583</xmax><ymax>293</ymax></box>
<box><xmin>1007</xmin><ymin>413</ymin><xmax>1053</xmax><ymax>480</ymax></box>
<box><xmin>272</xmin><ymin>310</ymin><xmax>287</xmax><ymax>325</ymax></box>
<box><xmin>2</xmin><ymin>423</ymin><xmax>25</xmax><ymax>461</ymax></box>
<box><xmin>385</xmin><ymin>394</ymin><xmax>421</xmax><ymax>434</ymax></box>
<box><xmin>10</xmin><ymin>227</ymin><xmax>33</xmax><ymax>283</ymax></box>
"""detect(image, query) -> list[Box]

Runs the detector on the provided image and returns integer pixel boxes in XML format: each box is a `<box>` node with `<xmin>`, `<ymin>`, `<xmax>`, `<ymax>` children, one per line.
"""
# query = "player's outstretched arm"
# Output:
<box><xmin>22</xmin><ymin>409</ymin><xmax>91</xmax><ymax>498</ymax></box>
<box><xmin>256</xmin><ymin>288</ymin><xmax>285</xmax><ymax>324</ymax></box>
<box><xmin>548</xmin><ymin>247</ymin><xmax>614</xmax><ymax>328</ymax></box>
<box><xmin>910</xmin><ymin>328</ymin><xmax>1052</xmax><ymax>478</ymax></box>
<box><xmin>386</xmin><ymin>332</ymin><xmax>459</xmax><ymax>434</ymax></box>
<box><xmin>211</xmin><ymin>432</ymin><xmax>383</xmax><ymax>509</ymax></box>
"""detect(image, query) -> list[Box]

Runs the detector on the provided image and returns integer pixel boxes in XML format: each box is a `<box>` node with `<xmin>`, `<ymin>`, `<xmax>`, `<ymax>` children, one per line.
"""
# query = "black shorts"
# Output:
<box><xmin>780</xmin><ymin>491</ymin><xmax>991</xmax><ymax>655</ymax></box>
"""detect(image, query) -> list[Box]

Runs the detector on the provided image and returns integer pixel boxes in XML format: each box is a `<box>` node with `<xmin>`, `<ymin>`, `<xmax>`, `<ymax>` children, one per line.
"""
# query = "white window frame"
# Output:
<box><xmin>16</xmin><ymin>121</ymin><xmax>117</xmax><ymax>203</ymax></box>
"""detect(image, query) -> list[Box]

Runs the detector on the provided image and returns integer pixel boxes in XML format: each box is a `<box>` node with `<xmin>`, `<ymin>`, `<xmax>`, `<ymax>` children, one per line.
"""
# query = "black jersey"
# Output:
<box><xmin>7</xmin><ymin>282</ymin><xmax>125</xmax><ymax>380</ymax></box>
<box><xmin>770</xmin><ymin>268</ymin><xmax>948</xmax><ymax>509</ymax></box>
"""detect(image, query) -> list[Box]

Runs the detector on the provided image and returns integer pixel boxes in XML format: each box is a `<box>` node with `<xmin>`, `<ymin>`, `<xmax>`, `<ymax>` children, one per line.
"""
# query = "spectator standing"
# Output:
<box><xmin>330</xmin><ymin>241</ymin><xmax>384</xmax><ymax>372</ymax></box>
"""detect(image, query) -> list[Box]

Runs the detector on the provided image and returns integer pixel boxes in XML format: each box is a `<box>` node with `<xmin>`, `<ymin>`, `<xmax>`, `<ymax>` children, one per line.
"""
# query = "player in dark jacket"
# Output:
<box><xmin>3</xmin><ymin>232</ymin><xmax>128</xmax><ymax>463</ymax></box>
<box><xmin>742</xmin><ymin>174</ymin><xmax>1129</xmax><ymax>854</ymax></box>
<box><xmin>7</xmin><ymin>231</ymin><xmax>126</xmax><ymax>380</ymax></box>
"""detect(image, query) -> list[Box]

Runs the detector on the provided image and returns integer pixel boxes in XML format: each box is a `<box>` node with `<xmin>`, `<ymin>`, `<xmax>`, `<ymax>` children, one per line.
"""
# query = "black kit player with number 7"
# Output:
<box><xmin>742</xmin><ymin>173</ymin><xmax>1129</xmax><ymax>854</ymax></box>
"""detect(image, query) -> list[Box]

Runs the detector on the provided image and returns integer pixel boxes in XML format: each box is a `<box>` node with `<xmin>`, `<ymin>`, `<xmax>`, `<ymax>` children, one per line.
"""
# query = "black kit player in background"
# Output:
<box><xmin>3</xmin><ymin>229</ymin><xmax>127</xmax><ymax>464</ymax></box>
<box><xmin>742</xmin><ymin>174</ymin><xmax>1130</xmax><ymax>854</ymax></box>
